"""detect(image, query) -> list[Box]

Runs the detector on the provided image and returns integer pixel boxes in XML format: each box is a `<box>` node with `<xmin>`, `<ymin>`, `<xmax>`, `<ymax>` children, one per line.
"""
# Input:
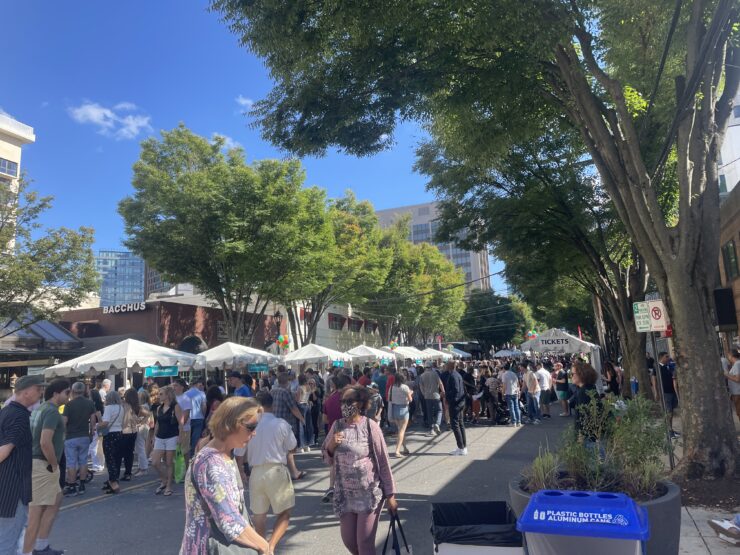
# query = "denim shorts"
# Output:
<box><xmin>391</xmin><ymin>404</ymin><xmax>409</xmax><ymax>421</ymax></box>
<box><xmin>64</xmin><ymin>436</ymin><xmax>91</xmax><ymax>469</ymax></box>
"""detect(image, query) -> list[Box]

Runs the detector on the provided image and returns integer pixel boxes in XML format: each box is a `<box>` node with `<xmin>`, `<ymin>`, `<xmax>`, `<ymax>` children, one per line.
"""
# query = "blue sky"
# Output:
<box><xmin>3</xmin><ymin>1</ymin><xmax>505</xmax><ymax>292</ymax></box>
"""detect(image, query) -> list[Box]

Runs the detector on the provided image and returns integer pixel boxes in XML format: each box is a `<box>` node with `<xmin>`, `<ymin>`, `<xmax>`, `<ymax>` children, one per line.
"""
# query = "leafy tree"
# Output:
<box><xmin>419</xmin><ymin>133</ymin><xmax>650</xmax><ymax>388</ymax></box>
<box><xmin>283</xmin><ymin>191</ymin><xmax>390</xmax><ymax>346</ymax></box>
<box><xmin>0</xmin><ymin>177</ymin><xmax>97</xmax><ymax>338</ymax></box>
<box><xmin>213</xmin><ymin>0</ymin><xmax>739</xmax><ymax>477</ymax></box>
<box><xmin>459</xmin><ymin>291</ymin><xmax>533</xmax><ymax>354</ymax></box>
<box><xmin>119</xmin><ymin>125</ymin><xmax>332</xmax><ymax>345</ymax></box>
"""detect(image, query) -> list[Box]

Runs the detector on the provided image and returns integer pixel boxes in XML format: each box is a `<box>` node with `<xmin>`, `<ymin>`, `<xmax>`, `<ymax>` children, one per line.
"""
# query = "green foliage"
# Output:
<box><xmin>0</xmin><ymin>177</ymin><xmax>98</xmax><ymax>338</ymax></box>
<box><xmin>118</xmin><ymin>125</ymin><xmax>333</xmax><ymax>345</ymax></box>
<box><xmin>527</xmin><ymin>395</ymin><xmax>669</xmax><ymax>499</ymax></box>
<box><xmin>458</xmin><ymin>290</ymin><xmax>533</xmax><ymax>353</ymax></box>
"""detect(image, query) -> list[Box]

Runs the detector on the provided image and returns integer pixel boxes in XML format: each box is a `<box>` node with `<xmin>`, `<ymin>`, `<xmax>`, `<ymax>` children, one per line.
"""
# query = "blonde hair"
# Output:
<box><xmin>208</xmin><ymin>397</ymin><xmax>262</xmax><ymax>441</ymax></box>
<box><xmin>159</xmin><ymin>385</ymin><xmax>176</xmax><ymax>405</ymax></box>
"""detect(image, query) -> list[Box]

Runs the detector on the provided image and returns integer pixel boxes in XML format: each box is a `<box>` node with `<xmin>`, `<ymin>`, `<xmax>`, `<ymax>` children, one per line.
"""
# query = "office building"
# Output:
<box><xmin>720</xmin><ymin>91</ymin><xmax>740</xmax><ymax>200</ymax></box>
<box><xmin>95</xmin><ymin>250</ymin><xmax>146</xmax><ymax>306</ymax></box>
<box><xmin>144</xmin><ymin>264</ymin><xmax>172</xmax><ymax>299</ymax></box>
<box><xmin>0</xmin><ymin>113</ymin><xmax>36</xmax><ymax>251</ymax></box>
<box><xmin>375</xmin><ymin>201</ymin><xmax>491</xmax><ymax>290</ymax></box>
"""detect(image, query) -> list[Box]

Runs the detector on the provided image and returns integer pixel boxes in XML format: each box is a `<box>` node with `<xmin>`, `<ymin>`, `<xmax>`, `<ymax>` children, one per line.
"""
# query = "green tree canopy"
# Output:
<box><xmin>459</xmin><ymin>291</ymin><xmax>535</xmax><ymax>354</ymax></box>
<box><xmin>119</xmin><ymin>125</ymin><xmax>332</xmax><ymax>345</ymax></box>
<box><xmin>0</xmin><ymin>177</ymin><xmax>97</xmax><ymax>338</ymax></box>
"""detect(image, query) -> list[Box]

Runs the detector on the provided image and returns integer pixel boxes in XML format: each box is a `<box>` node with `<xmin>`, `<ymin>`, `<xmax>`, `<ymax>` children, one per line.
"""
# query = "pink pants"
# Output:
<box><xmin>339</xmin><ymin>502</ymin><xmax>384</xmax><ymax>555</ymax></box>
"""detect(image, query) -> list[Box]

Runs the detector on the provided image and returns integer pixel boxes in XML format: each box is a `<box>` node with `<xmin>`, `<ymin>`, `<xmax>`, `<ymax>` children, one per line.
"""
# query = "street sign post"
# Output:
<box><xmin>648</xmin><ymin>300</ymin><xmax>667</xmax><ymax>332</ymax></box>
<box><xmin>633</xmin><ymin>301</ymin><xmax>651</xmax><ymax>332</ymax></box>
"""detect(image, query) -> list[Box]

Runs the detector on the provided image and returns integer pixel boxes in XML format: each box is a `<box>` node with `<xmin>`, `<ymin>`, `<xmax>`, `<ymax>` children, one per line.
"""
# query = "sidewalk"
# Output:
<box><xmin>681</xmin><ymin>507</ymin><xmax>740</xmax><ymax>554</ymax></box>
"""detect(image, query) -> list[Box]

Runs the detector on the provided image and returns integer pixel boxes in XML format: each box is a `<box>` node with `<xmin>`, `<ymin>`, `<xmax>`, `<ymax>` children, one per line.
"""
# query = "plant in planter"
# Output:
<box><xmin>511</xmin><ymin>395</ymin><xmax>682</xmax><ymax>555</ymax></box>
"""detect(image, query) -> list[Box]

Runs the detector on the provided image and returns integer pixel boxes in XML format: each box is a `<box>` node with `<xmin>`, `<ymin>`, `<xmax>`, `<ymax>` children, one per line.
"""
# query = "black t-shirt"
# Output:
<box><xmin>651</xmin><ymin>364</ymin><xmax>676</xmax><ymax>394</ymax></box>
<box><xmin>555</xmin><ymin>370</ymin><xmax>569</xmax><ymax>392</ymax></box>
<box><xmin>63</xmin><ymin>396</ymin><xmax>96</xmax><ymax>439</ymax></box>
<box><xmin>0</xmin><ymin>402</ymin><xmax>32</xmax><ymax>516</ymax></box>
<box><xmin>90</xmin><ymin>389</ymin><xmax>104</xmax><ymax>414</ymax></box>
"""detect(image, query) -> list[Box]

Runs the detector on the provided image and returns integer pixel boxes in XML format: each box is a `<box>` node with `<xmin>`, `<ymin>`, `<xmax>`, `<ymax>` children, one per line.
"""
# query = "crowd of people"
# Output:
<box><xmin>3</xmin><ymin>345</ymin><xmax>724</xmax><ymax>555</ymax></box>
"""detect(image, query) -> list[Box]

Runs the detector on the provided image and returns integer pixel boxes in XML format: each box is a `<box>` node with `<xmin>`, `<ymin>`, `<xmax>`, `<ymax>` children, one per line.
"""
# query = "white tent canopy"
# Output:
<box><xmin>422</xmin><ymin>347</ymin><xmax>454</xmax><ymax>361</ymax></box>
<box><xmin>520</xmin><ymin>328</ymin><xmax>598</xmax><ymax>354</ymax></box>
<box><xmin>194</xmin><ymin>342</ymin><xmax>280</xmax><ymax>371</ymax></box>
<box><xmin>283</xmin><ymin>344</ymin><xmax>354</xmax><ymax>366</ymax></box>
<box><xmin>493</xmin><ymin>349</ymin><xmax>521</xmax><ymax>358</ymax></box>
<box><xmin>381</xmin><ymin>346</ymin><xmax>432</xmax><ymax>361</ymax></box>
<box><xmin>44</xmin><ymin>339</ymin><xmax>197</xmax><ymax>384</ymax></box>
<box><xmin>346</xmin><ymin>345</ymin><xmax>394</xmax><ymax>363</ymax></box>
<box><xmin>450</xmin><ymin>347</ymin><xmax>472</xmax><ymax>359</ymax></box>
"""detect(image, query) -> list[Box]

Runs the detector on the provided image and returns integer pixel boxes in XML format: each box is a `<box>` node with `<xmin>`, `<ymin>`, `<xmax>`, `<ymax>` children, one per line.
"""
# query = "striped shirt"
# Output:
<box><xmin>0</xmin><ymin>401</ymin><xmax>32</xmax><ymax>517</ymax></box>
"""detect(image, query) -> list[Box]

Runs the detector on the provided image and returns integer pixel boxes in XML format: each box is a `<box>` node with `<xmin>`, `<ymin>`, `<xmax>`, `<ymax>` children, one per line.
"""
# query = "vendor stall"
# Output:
<box><xmin>346</xmin><ymin>345</ymin><xmax>394</xmax><ymax>365</ymax></box>
<box><xmin>283</xmin><ymin>343</ymin><xmax>354</xmax><ymax>371</ymax></box>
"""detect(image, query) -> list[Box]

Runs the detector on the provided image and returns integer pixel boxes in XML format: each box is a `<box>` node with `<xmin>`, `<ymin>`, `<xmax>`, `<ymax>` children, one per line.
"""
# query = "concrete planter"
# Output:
<box><xmin>508</xmin><ymin>478</ymin><xmax>681</xmax><ymax>555</ymax></box>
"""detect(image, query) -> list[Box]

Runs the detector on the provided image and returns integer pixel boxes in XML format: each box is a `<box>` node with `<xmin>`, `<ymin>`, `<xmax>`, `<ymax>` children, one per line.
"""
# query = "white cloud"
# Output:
<box><xmin>235</xmin><ymin>95</ymin><xmax>254</xmax><ymax>109</ymax></box>
<box><xmin>212</xmin><ymin>133</ymin><xmax>242</xmax><ymax>151</ymax></box>
<box><xmin>68</xmin><ymin>100</ymin><xmax>152</xmax><ymax>140</ymax></box>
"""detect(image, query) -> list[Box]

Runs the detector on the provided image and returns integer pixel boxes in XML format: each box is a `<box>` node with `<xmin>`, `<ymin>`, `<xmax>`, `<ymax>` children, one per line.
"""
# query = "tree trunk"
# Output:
<box><xmin>620</xmin><ymin>324</ymin><xmax>648</xmax><ymax>399</ymax></box>
<box><xmin>659</xmin><ymin>271</ymin><xmax>736</xmax><ymax>479</ymax></box>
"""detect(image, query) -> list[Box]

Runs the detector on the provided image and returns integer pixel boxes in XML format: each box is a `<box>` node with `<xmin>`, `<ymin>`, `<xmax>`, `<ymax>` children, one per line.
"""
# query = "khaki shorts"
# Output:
<box><xmin>249</xmin><ymin>463</ymin><xmax>294</xmax><ymax>515</ymax></box>
<box><xmin>30</xmin><ymin>459</ymin><xmax>61</xmax><ymax>506</ymax></box>
<box><xmin>179</xmin><ymin>430</ymin><xmax>191</xmax><ymax>453</ymax></box>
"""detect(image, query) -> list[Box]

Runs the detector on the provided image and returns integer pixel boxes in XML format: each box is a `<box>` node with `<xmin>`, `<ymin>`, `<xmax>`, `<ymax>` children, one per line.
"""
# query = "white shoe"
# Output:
<box><xmin>304</xmin><ymin>446</ymin><xmax>311</xmax><ymax>453</ymax></box>
<box><xmin>533</xmin><ymin>420</ymin><xmax>541</xmax><ymax>425</ymax></box>
<box><xmin>458</xmin><ymin>447</ymin><xmax>468</xmax><ymax>456</ymax></box>
<box><xmin>433</xmin><ymin>424</ymin><xmax>442</xmax><ymax>436</ymax></box>
<box><xmin>448</xmin><ymin>448</ymin><xmax>461</xmax><ymax>455</ymax></box>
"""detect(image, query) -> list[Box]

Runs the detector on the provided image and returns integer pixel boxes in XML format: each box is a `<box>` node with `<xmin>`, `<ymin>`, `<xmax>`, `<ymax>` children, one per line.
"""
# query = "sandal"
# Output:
<box><xmin>155</xmin><ymin>484</ymin><xmax>166</xmax><ymax>495</ymax></box>
<box><xmin>163</xmin><ymin>489</ymin><xmax>173</xmax><ymax>496</ymax></box>
<box><xmin>292</xmin><ymin>471</ymin><xmax>306</xmax><ymax>481</ymax></box>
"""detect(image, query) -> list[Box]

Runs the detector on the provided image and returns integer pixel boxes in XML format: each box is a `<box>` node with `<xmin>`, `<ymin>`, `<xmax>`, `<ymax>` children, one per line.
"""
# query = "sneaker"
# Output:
<box><xmin>433</xmin><ymin>424</ymin><xmax>442</xmax><ymax>436</ymax></box>
<box><xmin>33</xmin><ymin>546</ymin><xmax>65</xmax><ymax>555</ymax></box>
<box><xmin>321</xmin><ymin>487</ymin><xmax>334</xmax><ymax>503</ymax></box>
<box><xmin>515</xmin><ymin>423</ymin><xmax>522</xmax><ymax>427</ymax></box>
<box><xmin>542</xmin><ymin>414</ymin><xmax>551</xmax><ymax>419</ymax></box>
<box><xmin>458</xmin><ymin>447</ymin><xmax>468</xmax><ymax>456</ymax></box>
<box><xmin>448</xmin><ymin>448</ymin><xmax>462</xmax><ymax>455</ymax></box>
<box><xmin>77</xmin><ymin>482</ymin><xmax>85</xmax><ymax>494</ymax></box>
<box><xmin>92</xmin><ymin>466</ymin><xmax>105</xmax><ymax>473</ymax></box>
<box><xmin>708</xmin><ymin>519</ymin><xmax>740</xmax><ymax>542</ymax></box>
<box><xmin>533</xmin><ymin>419</ymin><xmax>541</xmax><ymax>425</ymax></box>
<box><xmin>63</xmin><ymin>484</ymin><xmax>77</xmax><ymax>497</ymax></box>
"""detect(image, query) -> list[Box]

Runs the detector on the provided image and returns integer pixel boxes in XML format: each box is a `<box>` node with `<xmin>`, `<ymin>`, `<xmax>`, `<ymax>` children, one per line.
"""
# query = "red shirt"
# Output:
<box><xmin>323</xmin><ymin>391</ymin><xmax>342</xmax><ymax>429</ymax></box>
<box><xmin>386</xmin><ymin>374</ymin><xmax>396</xmax><ymax>400</ymax></box>
<box><xmin>358</xmin><ymin>375</ymin><xmax>371</xmax><ymax>387</ymax></box>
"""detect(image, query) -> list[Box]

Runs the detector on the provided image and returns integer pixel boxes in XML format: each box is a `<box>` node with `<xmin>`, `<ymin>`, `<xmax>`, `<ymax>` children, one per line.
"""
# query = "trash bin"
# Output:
<box><xmin>517</xmin><ymin>490</ymin><xmax>649</xmax><ymax>555</ymax></box>
<box><xmin>431</xmin><ymin>501</ymin><xmax>523</xmax><ymax>554</ymax></box>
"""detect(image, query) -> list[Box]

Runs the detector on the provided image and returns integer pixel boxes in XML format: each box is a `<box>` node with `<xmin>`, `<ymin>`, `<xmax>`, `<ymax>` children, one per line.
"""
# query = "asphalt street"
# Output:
<box><xmin>48</xmin><ymin>414</ymin><xmax>569</xmax><ymax>554</ymax></box>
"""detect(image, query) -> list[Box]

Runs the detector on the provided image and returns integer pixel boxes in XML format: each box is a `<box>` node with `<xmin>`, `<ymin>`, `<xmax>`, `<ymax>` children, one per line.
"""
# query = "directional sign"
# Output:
<box><xmin>648</xmin><ymin>300</ymin><xmax>667</xmax><ymax>332</ymax></box>
<box><xmin>633</xmin><ymin>302</ymin><xmax>651</xmax><ymax>332</ymax></box>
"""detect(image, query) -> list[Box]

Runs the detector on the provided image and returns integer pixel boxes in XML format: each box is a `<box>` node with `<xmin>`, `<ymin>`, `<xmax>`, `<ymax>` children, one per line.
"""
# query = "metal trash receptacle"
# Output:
<box><xmin>517</xmin><ymin>490</ymin><xmax>649</xmax><ymax>555</ymax></box>
<box><xmin>432</xmin><ymin>501</ymin><xmax>523</xmax><ymax>554</ymax></box>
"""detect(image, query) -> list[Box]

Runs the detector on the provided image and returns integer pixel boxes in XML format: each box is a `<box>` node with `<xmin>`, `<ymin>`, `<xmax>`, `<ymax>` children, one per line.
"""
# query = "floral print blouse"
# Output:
<box><xmin>322</xmin><ymin>416</ymin><xmax>396</xmax><ymax>516</ymax></box>
<box><xmin>180</xmin><ymin>446</ymin><xmax>250</xmax><ymax>555</ymax></box>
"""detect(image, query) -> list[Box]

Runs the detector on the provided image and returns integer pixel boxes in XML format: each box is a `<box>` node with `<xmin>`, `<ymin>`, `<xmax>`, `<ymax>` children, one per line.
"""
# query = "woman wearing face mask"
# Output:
<box><xmin>322</xmin><ymin>385</ymin><xmax>397</xmax><ymax>555</ymax></box>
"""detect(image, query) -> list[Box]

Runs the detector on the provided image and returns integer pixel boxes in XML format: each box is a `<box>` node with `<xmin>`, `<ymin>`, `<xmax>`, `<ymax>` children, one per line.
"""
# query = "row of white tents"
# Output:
<box><xmin>42</xmin><ymin>339</ymin><xmax>472</xmax><ymax>380</ymax></box>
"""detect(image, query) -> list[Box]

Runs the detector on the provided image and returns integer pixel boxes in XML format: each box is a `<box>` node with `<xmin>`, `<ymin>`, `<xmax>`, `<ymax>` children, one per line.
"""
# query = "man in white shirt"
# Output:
<box><xmin>184</xmin><ymin>379</ymin><xmax>206</xmax><ymax>457</ymax></box>
<box><xmin>172</xmin><ymin>379</ymin><xmax>192</xmax><ymax>466</ymax></box>
<box><xmin>249</xmin><ymin>392</ymin><xmax>297</xmax><ymax>554</ymax></box>
<box><xmin>535</xmin><ymin>362</ymin><xmax>552</xmax><ymax>418</ymax></box>
<box><xmin>523</xmin><ymin>364</ymin><xmax>542</xmax><ymax>424</ymax></box>
<box><xmin>501</xmin><ymin>365</ymin><xmax>522</xmax><ymax>427</ymax></box>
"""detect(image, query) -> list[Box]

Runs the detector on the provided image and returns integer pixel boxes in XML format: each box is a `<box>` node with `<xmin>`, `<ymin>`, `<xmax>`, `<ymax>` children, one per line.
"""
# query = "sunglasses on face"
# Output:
<box><xmin>241</xmin><ymin>420</ymin><xmax>259</xmax><ymax>432</ymax></box>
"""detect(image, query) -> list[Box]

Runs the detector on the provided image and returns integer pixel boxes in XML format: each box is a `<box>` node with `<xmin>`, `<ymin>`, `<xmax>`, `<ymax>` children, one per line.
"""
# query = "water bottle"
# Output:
<box><xmin>630</xmin><ymin>376</ymin><xmax>638</xmax><ymax>396</ymax></box>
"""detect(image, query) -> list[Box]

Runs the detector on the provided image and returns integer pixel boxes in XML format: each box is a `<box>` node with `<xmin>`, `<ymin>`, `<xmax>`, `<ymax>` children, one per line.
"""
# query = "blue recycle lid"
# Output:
<box><xmin>517</xmin><ymin>490</ymin><xmax>650</xmax><ymax>541</ymax></box>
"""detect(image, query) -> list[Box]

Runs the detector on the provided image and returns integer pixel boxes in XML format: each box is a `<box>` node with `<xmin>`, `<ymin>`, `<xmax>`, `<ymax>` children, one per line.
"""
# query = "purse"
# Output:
<box><xmin>99</xmin><ymin>405</ymin><xmax>123</xmax><ymax>437</ymax></box>
<box><xmin>189</xmin><ymin>461</ymin><xmax>258</xmax><ymax>555</ymax></box>
<box><xmin>382</xmin><ymin>512</ymin><xmax>412</xmax><ymax>555</ymax></box>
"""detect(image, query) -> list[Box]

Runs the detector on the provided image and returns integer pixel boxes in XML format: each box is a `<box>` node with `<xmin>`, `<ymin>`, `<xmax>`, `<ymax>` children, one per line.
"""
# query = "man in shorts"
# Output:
<box><xmin>24</xmin><ymin>379</ymin><xmax>69</xmax><ymax>555</ymax></box>
<box><xmin>248</xmin><ymin>392</ymin><xmax>297</xmax><ymax>554</ymax></box>
<box><xmin>0</xmin><ymin>375</ymin><xmax>45</xmax><ymax>555</ymax></box>
<box><xmin>62</xmin><ymin>381</ymin><xmax>98</xmax><ymax>496</ymax></box>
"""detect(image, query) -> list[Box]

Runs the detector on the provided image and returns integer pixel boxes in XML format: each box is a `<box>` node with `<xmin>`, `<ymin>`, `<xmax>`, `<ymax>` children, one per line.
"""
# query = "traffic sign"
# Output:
<box><xmin>648</xmin><ymin>300</ymin><xmax>667</xmax><ymax>331</ymax></box>
<box><xmin>633</xmin><ymin>302</ymin><xmax>651</xmax><ymax>332</ymax></box>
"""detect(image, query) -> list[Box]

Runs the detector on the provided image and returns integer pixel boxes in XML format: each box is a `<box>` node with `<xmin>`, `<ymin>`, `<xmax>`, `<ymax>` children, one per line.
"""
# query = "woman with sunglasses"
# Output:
<box><xmin>181</xmin><ymin>397</ymin><xmax>272</xmax><ymax>555</ymax></box>
<box><xmin>322</xmin><ymin>385</ymin><xmax>397</xmax><ymax>555</ymax></box>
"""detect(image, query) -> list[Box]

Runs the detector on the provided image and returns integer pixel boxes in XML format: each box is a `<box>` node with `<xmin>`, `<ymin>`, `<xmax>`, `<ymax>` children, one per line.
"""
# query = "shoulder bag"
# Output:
<box><xmin>189</xmin><ymin>461</ymin><xmax>258</xmax><ymax>555</ymax></box>
<box><xmin>99</xmin><ymin>405</ymin><xmax>123</xmax><ymax>437</ymax></box>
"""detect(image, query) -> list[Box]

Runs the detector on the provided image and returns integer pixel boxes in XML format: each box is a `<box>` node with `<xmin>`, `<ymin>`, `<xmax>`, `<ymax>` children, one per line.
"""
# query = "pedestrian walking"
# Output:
<box><xmin>172</xmin><ymin>379</ymin><xmax>192</xmax><ymax>467</ymax></box>
<box><xmin>389</xmin><ymin>373</ymin><xmax>412</xmax><ymax>457</ymax></box>
<box><xmin>535</xmin><ymin>363</ymin><xmax>552</xmax><ymax>418</ymax></box>
<box><xmin>181</xmin><ymin>397</ymin><xmax>272</xmax><ymax>555</ymax></box>
<box><xmin>99</xmin><ymin>391</ymin><xmax>125</xmax><ymax>494</ymax></box>
<box><xmin>523</xmin><ymin>364</ymin><xmax>541</xmax><ymax>424</ymax></box>
<box><xmin>152</xmin><ymin>386</ymin><xmax>182</xmax><ymax>497</ymax></box>
<box><xmin>270</xmin><ymin>370</ymin><xmax>306</xmax><ymax>481</ymax></box>
<box><xmin>441</xmin><ymin>361</ymin><xmax>467</xmax><ymax>455</ymax></box>
<box><xmin>248</xmin><ymin>393</ymin><xmax>297</xmax><ymax>554</ymax></box>
<box><xmin>419</xmin><ymin>364</ymin><xmax>444</xmax><ymax>435</ymax></box>
<box><xmin>295</xmin><ymin>374</ymin><xmax>313</xmax><ymax>452</ymax></box>
<box><xmin>24</xmin><ymin>379</ymin><xmax>69</xmax><ymax>555</ymax></box>
<box><xmin>502</xmin><ymin>364</ymin><xmax>522</xmax><ymax>427</ymax></box>
<box><xmin>322</xmin><ymin>385</ymin><xmax>397</xmax><ymax>555</ymax></box>
<box><xmin>553</xmin><ymin>362</ymin><xmax>570</xmax><ymax>416</ymax></box>
<box><xmin>133</xmin><ymin>390</ymin><xmax>151</xmax><ymax>477</ymax></box>
<box><xmin>0</xmin><ymin>375</ymin><xmax>44</xmax><ymax>555</ymax></box>
<box><xmin>62</xmin><ymin>381</ymin><xmax>98</xmax><ymax>496</ymax></box>
<box><xmin>185</xmin><ymin>379</ymin><xmax>206</xmax><ymax>458</ymax></box>
<box><xmin>119</xmin><ymin>389</ymin><xmax>140</xmax><ymax>482</ymax></box>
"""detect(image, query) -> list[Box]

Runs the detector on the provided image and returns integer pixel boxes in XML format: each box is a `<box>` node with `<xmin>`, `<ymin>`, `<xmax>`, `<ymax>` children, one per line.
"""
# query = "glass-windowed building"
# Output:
<box><xmin>376</xmin><ymin>201</ymin><xmax>491</xmax><ymax>291</ymax></box>
<box><xmin>95</xmin><ymin>250</ymin><xmax>146</xmax><ymax>307</ymax></box>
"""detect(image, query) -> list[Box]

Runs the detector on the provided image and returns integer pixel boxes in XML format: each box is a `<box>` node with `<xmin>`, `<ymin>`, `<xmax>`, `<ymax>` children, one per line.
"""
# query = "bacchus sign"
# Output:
<box><xmin>102</xmin><ymin>302</ymin><xmax>147</xmax><ymax>315</ymax></box>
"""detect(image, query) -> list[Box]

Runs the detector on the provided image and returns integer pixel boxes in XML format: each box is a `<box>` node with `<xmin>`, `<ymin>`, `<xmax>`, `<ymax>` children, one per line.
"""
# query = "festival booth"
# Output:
<box><xmin>422</xmin><ymin>347</ymin><xmax>454</xmax><ymax>362</ymax></box>
<box><xmin>346</xmin><ymin>345</ymin><xmax>395</xmax><ymax>365</ymax></box>
<box><xmin>381</xmin><ymin>346</ymin><xmax>433</xmax><ymax>365</ymax></box>
<box><xmin>493</xmin><ymin>349</ymin><xmax>523</xmax><ymax>358</ymax></box>
<box><xmin>194</xmin><ymin>342</ymin><xmax>280</xmax><ymax>382</ymax></box>
<box><xmin>450</xmin><ymin>347</ymin><xmax>473</xmax><ymax>359</ymax></box>
<box><xmin>520</xmin><ymin>328</ymin><xmax>602</xmax><ymax>372</ymax></box>
<box><xmin>44</xmin><ymin>338</ymin><xmax>197</xmax><ymax>388</ymax></box>
<box><xmin>283</xmin><ymin>343</ymin><xmax>354</xmax><ymax>372</ymax></box>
